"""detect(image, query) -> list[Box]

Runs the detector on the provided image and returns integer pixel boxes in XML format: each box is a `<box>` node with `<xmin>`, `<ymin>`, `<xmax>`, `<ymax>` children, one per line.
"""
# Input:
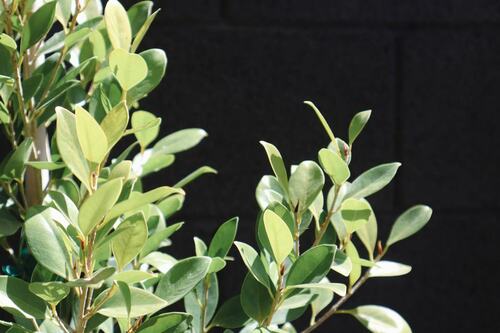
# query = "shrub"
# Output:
<box><xmin>0</xmin><ymin>1</ymin><xmax>431</xmax><ymax>332</ymax></box>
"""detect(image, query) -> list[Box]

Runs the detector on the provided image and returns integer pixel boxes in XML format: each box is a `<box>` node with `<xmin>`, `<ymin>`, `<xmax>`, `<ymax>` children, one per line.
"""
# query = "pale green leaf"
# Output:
<box><xmin>28</xmin><ymin>282</ymin><xmax>69</xmax><ymax>305</ymax></box>
<box><xmin>79</xmin><ymin>178</ymin><xmax>123</xmax><ymax>236</ymax></box>
<box><xmin>109</xmin><ymin>48</ymin><xmax>148</xmax><ymax>91</ymax></box>
<box><xmin>0</xmin><ymin>276</ymin><xmax>47</xmax><ymax>319</ymax></box>
<box><xmin>387</xmin><ymin>205</ymin><xmax>432</xmax><ymax>247</ymax></box>
<box><xmin>263</xmin><ymin>210</ymin><xmax>293</xmax><ymax>265</ymax></box>
<box><xmin>288</xmin><ymin>161</ymin><xmax>324</xmax><ymax>213</ymax></box>
<box><xmin>66</xmin><ymin>267</ymin><xmax>116</xmax><ymax>288</ymax></box>
<box><xmin>348</xmin><ymin>305</ymin><xmax>412</xmax><ymax>333</ymax></box>
<box><xmin>285</xmin><ymin>282</ymin><xmax>346</xmax><ymax>297</ymax></box>
<box><xmin>355</xmin><ymin>201</ymin><xmax>377</xmax><ymax>260</ymax></box>
<box><xmin>340</xmin><ymin>198</ymin><xmax>372</xmax><ymax>234</ymax></box>
<box><xmin>140</xmin><ymin>222</ymin><xmax>184</xmax><ymax>259</ymax></box>
<box><xmin>153</xmin><ymin>128</ymin><xmax>207</xmax><ymax>155</ymax></box>
<box><xmin>97</xmin><ymin>286</ymin><xmax>167</xmax><ymax>318</ymax></box>
<box><xmin>174</xmin><ymin>166</ymin><xmax>217</xmax><ymax>188</ymax></box>
<box><xmin>331</xmin><ymin>249</ymin><xmax>352</xmax><ymax>277</ymax></box>
<box><xmin>112</xmin><ymin>213</ymin><xmax>148</xmax><ymax>270</ymax></box>
<box><xmin>234</xmin><ymin>241</ymin><xmax>270</xmax><ymax>290</ymax></box>
<box><xmin>348</xmin><ymin>110</ymin><xmax>372</xmax><ymax>145</ymax></box>
<box><xmin>75</xmin><ymin>106</ymin><xmax>108</xmax><ymax>164</ymax></box>
<box><xmin>0</xmin><ymin>33</ymin><xmax>16</xmax><ymax>50</ymax></box>
<box><xmin>100</xmin><ymin>102</ymin><xmax>129</xmax><ymax>150</ymax></box>
<box><xmin>114</xmin><ymin>270</ymin><xmax>156</xmax><ymax>284</ymax></box>
<box><xmin>345</xmin><ymin>242</ymin><xmax>361</xmax><ymax>286</ymax></box>
<box><xmin>346</xmin><ymin>163</ymin><xmax>401</xmax><ymax>199</ymax></box>
<box><xmin>132</xmin><ymin>111</ymin><xmax>160</xmax><ymax>150</ymax></box>
<box><xmin>318</xmin><ymin>148</ymin><xmax>350</xmax><ymax>185</ymax></box>
<box><xmin>104</xmin><ymin>0</ymin><xmax>132</xmax><ymax>50</ymax></box>
<box><xmin>260</xmin><ymin>141</ymin><xmax>289</xmax><ymax>191</ymax></box>
<box><xmin>304</xmin><ymin>101</ymin><xmax>337</xmax><ymax>152</ymax></box>
<box><xmin>155</xmin><ymin>257</ymin><xmax>211</xmax><ymax>305</ymax></box>
<box><xmin>368</xmin><ymin>261</ymin><xmax>412</xmax><ymax>278</ymax></box>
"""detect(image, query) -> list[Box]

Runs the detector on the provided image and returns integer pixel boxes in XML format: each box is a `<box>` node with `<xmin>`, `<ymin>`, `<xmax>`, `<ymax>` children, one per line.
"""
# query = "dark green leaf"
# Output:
<box><xmin>21</xmin><ymin>1</ymin><xmax>57</xmax><ymax>52</ymax></box>
<box><xmin>208</xmin><ymin>217</ymin><xmax>238</xmax><ymax>258</ymax></box>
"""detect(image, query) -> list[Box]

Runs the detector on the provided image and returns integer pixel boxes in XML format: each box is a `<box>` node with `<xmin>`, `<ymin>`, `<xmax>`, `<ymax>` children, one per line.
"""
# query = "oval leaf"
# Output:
<box><xmin>104</xmin><ymin>0</ymin><xmax>132</xmax><ymax>50</ymax></box>
<box><xmin>153</xmin><ymin>128</ymin><xmax>207</xmax><ymax>155</ymax></box>
<box><xmin>318</xmin><ymin>148</ymin><xmax>350</xmax><ymax>185</ymax></box>
<box><xmin>97</xmin><ymin>286</ymin><xmax>167</xmax><ymax>318</ymax></box>
<box><xmin>368</xmin><ymin>261</ymin><xmax>412</xmax><ymax>278</ymax></box>
<box><xmin>0</xmin><ymin>276</ymin><xmax>47</xmax><ymax>319</ymax></box>
<box><xmin>346</xmin><ymin>163</ymin><xmax>401</xmax><ymax>199</ymax></box>
<box><xmin>387</xmin><ymin>205</ymin><xmax>432</xmax><ymax>247</ymax></box>
<box><xmin>208</xmin><ymin>217</ymin><xmax>239</xmax><ymax>258</ymax></box>
<box><xmin>263</xmin><ymin>210</ymin><xmax>293</xmax><ymax>265</ymax></box>
<box><xmin>348</xmin><ymin>305</ymin><xmax>412</xmax><ymax>333</ymax></box>
<box><xmin>288</xmin><ymin>161</ymin><xmax>325</xmax><ymax>213</ymax></box>
<box><xmin>348</xmin><ymin>110</ymin><xmax>372</xmax><ymax>145</ymax></box>
<box><xmin>260</xmin><ymin>141</ymin><xmax>289</xmax><ymax>191</ymax></box>
<box><xmin>75</xmin><ymin>106</ymin><xmax>108</xmax><ymax>164</ymax></box>
<box><xmin>28</xmin><ymin>282</ymin><xmax>69</xmax><ymax>305</ymax></box>
<box><xmin>109</xmin><ymin>48</ymin><xmax>148</xmax><ymax>91</ymax></box>
<box><xmin>112</xmin><ymin>213</ymin><xmax>148</xmax><ymax>270</ymax></box>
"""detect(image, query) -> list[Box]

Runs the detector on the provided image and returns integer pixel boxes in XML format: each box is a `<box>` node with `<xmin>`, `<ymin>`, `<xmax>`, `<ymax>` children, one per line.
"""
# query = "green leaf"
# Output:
<box><xmin>318</xmin><ymin>148</ymin><xmax>350</xmax><ymax>185</ymax></box>
<box><xmin>114</xmin><ymin>270</ymin><xmax>155</xmax><ymax>284</ymax></box>
<box><xmin>0</xmin><ymin>138</ymin><xmax>33</xmax><ymax>181</ymax></box>
<box><xmin>132</xmin><ymin>111</ymin><xmax>160</xmax><ymax>150</ymax></box>
<box><xmin>288</xmin><ymin>161</ymin><xmax>324</xmax><ymax>213</ymax></box>
<box><xmin>65</xmin><ymin>27</ymin><xmax>91</xmax><ymax>49</ymax></box>
<box><xmin>0</xmin><ymin>33</ymin><xmax>16</xmax><ymax>50</ymax></box>
<box><xmin>75</xmin><ymin>105</ymin><xmax>108</xmax><ymax>164</ymax></box>
<box><xmin>331</xmin><ymin>249</ymin><xmax>352</xmax><ymax>277</ymax></box>
<box><xmin>347</xmin><ymin>305</ymin><xmax>412</xmax><ymax>333</ymax></box>
<box><xmin>105</xmin><ymin>186</ymin><xmax>184</xmax><ymax>223</ymax></box>
<box><xmin>109</xmin><ymin>48</ymin><xmax>148</xmax><ymax>91</ymax></box>
<box><xmin>116</xmin><ymin>281</ymin><xmax>131</xmax><ymax>319</ymax></box>
<box><xmin>100</xmin><ymin>102</ymin><xmax>129</xmax><ymax>150</ymax></box>
<box><xmin>304</xmin><ymin>101</ymin><xmax>337</xmax><ymax>152</ymax></box>
<box><xmin>25</xmin><ymin>161</ymin><xmax>65</xmax><ymax>170</ymax></box>
<box><xmin>131</xmin><ymin>9</ymin><xmax>160</xmax><ymax>52</ymax></box>
<box><xmin>255</xmin><ymin>175</ymin><xmax>286</xmax><ymax>210</ymax></box>
<box><xmin>112</xmin><ymin>213</ymin><xmax>148</xmax><ymax>270</ymax></box>
<box><xmin>157</xmin><ymin>194</ymin><xmax>184</xmax><ymax>217</ymax></box>
<box><xmin>340</xmin><ymin>198</ymin><xmax>372</xmax><ymax>234</ymax></box>
<box><xmin>348</xmin><ymin>110</ymin><xmax>372</xmax><ymax>145</ymax></box>
<box><xmin>211</xmin><ymin>295</ymin><xmax>250</xmax><ymax>329</ymax></box>
<box><xmin>208</xmin><ymin>217</ymin><xmax>238</xmax><ymax>258</ymax></box>
<box><xmin>286</xmin><ymin>245</ymin><xmax>335</xmax><ymax>286</ymax></box>
<box><xmin>128</xmin><ymin>49</ymin><xmax>167</xmax><ymax>102</ymax></box>
<box><xmin>104</xmin><ymin>0</ymin><xmax>132</xmax><ymax>50</ymax></box>
<box><xmin>234</xmin><ymin>241</ymin><xmax>270</xmax><ymax>290</ymax></box>
<box><xmin>153</xmin><ymin>128</ymin><xmax>207</xmax><ymax>155</ymax></box>
<box><xmin>240</xmin><ymin>273</ymin><xmax>273</xmax><ymax>324</ymax></box>
<box><xmin>132</xmin><ymin>149</ymin><xmax>174</xmax><ymax>177</ymax></box>
<box><xmin>285</xmin><ymin>282</ymin><xmax>346</xmax><ymax>297</ymax></box>
<box><xmin>355</xmin><ymin>201</ymin><xmax>377</xmax><ymax>260</ymax></box>
<box><xmin>28</xmin><ymin>282</ymin><xmax>69</xmax><ymax>305</ymax></box>
<box><xmin>193</xmin><ymin>237</ymin><xmax>208</xmax><ymax>256</ymax></box>
<box><xmin>260</xmin><ymin>141</ymin><xmax>289</xmax><ymax>192</ymax></box>
<box><xmin>368</xmin><ymin>261</ymin><xmax>412</xmax><ymax>278</ymax></box>
<box><xmin>136</xmin><ymin>312</ymin><xmax>192</xmax><ymax>333</ymax></box>
<box><xmin>66</xmin><ymin>267</ymin><xmax>116</xmax><ymax>288</ymax></box>
<box><xmin>97</xmin><ymin>286</ymin><xmax>167</xmax><ymax>318</ymax></box>
<box><xmin>140</xmin><ymin>222</ymin><xmax>184</xmax><ymax>259</ymax></box>
<box><xmin>25</xmin><ymin>211</ymin><xmax>73</xmax><ymax>279</ymax></box>
<box><xmin>0</xmin><ymin>276</ymin><xmax>47</xmax><ymax>319</ymax></box>
<box><xmin>262</xmin><ymin>210</ymin><xmax>293</xmax><ymax>265</ymax></box>
<box><xmin>174</xmin><ymin>166</ymin><xmax>217</xmax><ymax>188</ymax></box>
<box><xmin>140</xmin><ymin>252</ymin><xmax>176</xmax><ymax>273</ymax></box>
<box><xmin>346</xmin><ymin>163</ymin><xmax>401</xmax><ymax>199</ymax></box>
<box><xmin>387</xmin><ymin>205</ymin><xmax>432</xmax><ymax>247</ymax></box>
<box><xmin>184</xmin><ymin>274</ymin><xmax>218</xmax><ymax>332</ymax></box>
<box><xmin>207</xmin><ymin>257</ymin><xmax>226</xmax><ymax>274</ymax></box>
<box><xmin>110</xmin><ymin>160</ymin><xmax>132</xmax><ymax>180</ymax></box>
<box><xmin>345</xmin><ymin>242</ymin><xmax>361</xmax><ymax>286</ymax></box>
<box><xmin>0</xmin><ymin>209</ymin><xmax>21</xmax><ymax>237</ymax></box>
<box><xmin>79</xmin><ymin>178</ymin><xmax>123</xmax><ymax>236</ymax></box>
<box><xmin>22</xmin><ymin>74</ymin><xmax>43</xmax><ymax>102</ymax></box>
<box><xmin>155</xmin><ymin>257</ymin><xmax>211</xmax><ymax>305</ymax></box>
<box><xmin>55</xmin><ymin>107</ymin><xmax>91</xmax><ymax>191</ymax></box>
<box><xmin>127</xmin><ymin>1</ymin><xmax>153</xmax><ymax>36</ymax></box>
<box><xmin>20</xmin><ymin>1</ymin><xmax>57</xmax><ymax>53</ymax></box>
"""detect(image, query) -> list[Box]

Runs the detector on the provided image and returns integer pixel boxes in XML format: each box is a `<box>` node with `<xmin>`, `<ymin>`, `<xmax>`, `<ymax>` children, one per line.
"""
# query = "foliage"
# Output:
<box><xmin>0</xmin><ymin>1</ymin><xmax>431</xmax><ymax>333</ymax></box>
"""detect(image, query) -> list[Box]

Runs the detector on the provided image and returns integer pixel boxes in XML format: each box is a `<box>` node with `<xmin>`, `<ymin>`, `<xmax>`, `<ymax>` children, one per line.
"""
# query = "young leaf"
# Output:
<box><xmin>211</xmin><ymin>295</ymin><xmax>250</xmax><ymax>329</ymax></box>
<box><xmin>100</xmin><ymin>102</ymin><xmax>129</xmax><ymax>150</ymax></box>
<box><xmin>340</xmin><ymin>198</ymin><xmax>372</xmax><ymax>234</ymax></box>
<box><xmin>368</xmin><ymin>261</ymin><xmax>412</xmax><ymax>278</ymax></box>
<box><xmin>155</xmin><ymin>256</ymin><xmax>211</xmax><ymax>304</ymax></box>
<box><xmin>0</xmin><ymin>276</ymin><xmax>47</xmax><ymax>319</ymax></box>
<box><xmin>262</xmin><ymin>210</ymin><xmax>294</xmax><ymax>265</ymax></box>
<box><xmin>288</xmin><ymin>161</ymin><xmax>325</xmax><ymax>213</ymax></box>
<box><xmin>304</xmin><ymin>101</ymin><xmax>337</xmax><ymax>152</ymax></box>
<box><xmin>234</xmin><ymin>241</ymin><xmax>270</xmax><ymax>290</ymax></box>
<box><xmin>25</xmin><ymin>211</ymin><xmax>73</xmax><ymax>279</ymax></box>
<box><xmin>346</xmin><ymin>162</ymin><xmax>401</xmax><ymax>199</ymax></box>
<box><xmin>240</xmin><ymin>273</ymin><xmax>273</xmax><ymax>324</ymax></box>
<box><xmin>55</xmin><ymin>107</ymin><xmax>91</xmax><ymax>190</ymax></box>
<box><xmin>79</xmin><ymin>178</ymin><xmax>123</xmax><ymax>236</ymax></box>
<box><xmin>105</xmin><ymin>0</ymin><xmax>132</xmax><ymax>50</ymax></box>
<box><xmin>20</xmin><ymin>1</ymin><xmax>57</xmax><ymax>53</ymax></box>
<box><xmin>97</xmin><ymin>287</ymin><xmax>167</xmax><ymax>318</ymax></box>
<box><xmin>387</xmin><ymin>205</ymin><xmax>432</xmax><ymax>247</ymax></box>
<box><xmin>28</xmin><ymin>282</ymin><xmax>69</xmax><ymax>305</ymax></box>
<box><xmin>109</xmin><ymin>48</ymin><xmax>148</xmax><ymax>91</ymax></box>
<box><xmin>75</xmin><ymin>106</ymin><xmax>109</xmax><ymax>164</ymax></box>
<box><xmin>136</xmin><ymin>312</ymin><xmax>192</xmax><ymax>333</ymax></box>
<box><xmin>174</xmin><ymin>166</ymin><xmax>217</xmax><ymax>188</ymax></box>
<box><xmin>345</xmin><ymin>242</ymin><xmax>361</xmax><ymax>286</ymax></box>
<box><xmin>153</xmin><ymin>128</ymin><xmax>208</xmax><ymax>155</ymax></box>
<box><xmin>286</xmin><ymin>245</ymin><xmax>336</xmax><ymax>286</ymax></box>
<box><xmin>347</xmin><ymin>305</ymin><xmax>412</xmax><ymax>333</ymax></box>
<box><xmin>348</xmin><ymin>110</ymin><xmax>372</xmax><ymax>145</ymax></box>
<box><xmin>260</xmin><ymin>141</ymin><xmax>289</xmax><ymax>191</ymax></box>
<box><xmin>208</xmin><ymin>217</ymin><xmax>239</xmax><ymax>258</ymax></box>
<box><xmin>318</xmin><ymin>148</ymin><xmax>350</xmax><ymax>185</ymax></box>
<box><xmin>132</xmin><ymin>111</ymin><xmax>160</xmax><ymax>150</ymax></box>
<box><xmin>112</xmin><ymin>213</ymin><xmax>148</xmax><ymax>270</ymax></box>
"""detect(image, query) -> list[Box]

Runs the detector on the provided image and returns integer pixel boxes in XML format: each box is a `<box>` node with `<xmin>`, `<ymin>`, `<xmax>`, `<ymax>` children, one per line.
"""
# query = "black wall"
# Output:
<box><xmin>131</xmin><ymin>1</ymin><xmax>498</xmax><ymax>331</ymax></box>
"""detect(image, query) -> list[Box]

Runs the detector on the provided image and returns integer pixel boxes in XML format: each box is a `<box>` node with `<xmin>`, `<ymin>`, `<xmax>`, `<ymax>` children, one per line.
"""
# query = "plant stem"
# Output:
<box><xmin>263</xmin><ymin>264</ymin><xmax>285</xmax><ymax>327</ymax></box>
<box><xmin>301</xmin><ymin>250</ymin><xmax>386</xmax><ymax>333</ymax></box>
<box><xmin>50</xmin><ymin>304</ymin><xmax>71</xmax><ymax>333</ymax></box>
<box><xmin>199</xmin><ymin>275</ymin><xmax>211</xmax><ymax>333</ymax></box>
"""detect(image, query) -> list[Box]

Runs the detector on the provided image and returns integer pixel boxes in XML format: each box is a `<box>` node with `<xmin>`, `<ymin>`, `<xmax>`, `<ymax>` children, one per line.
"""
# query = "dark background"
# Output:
<box><xmin>131</xmin><ymin>1</ymin><xmax>498</xmax><ymax>332</ymax></box>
